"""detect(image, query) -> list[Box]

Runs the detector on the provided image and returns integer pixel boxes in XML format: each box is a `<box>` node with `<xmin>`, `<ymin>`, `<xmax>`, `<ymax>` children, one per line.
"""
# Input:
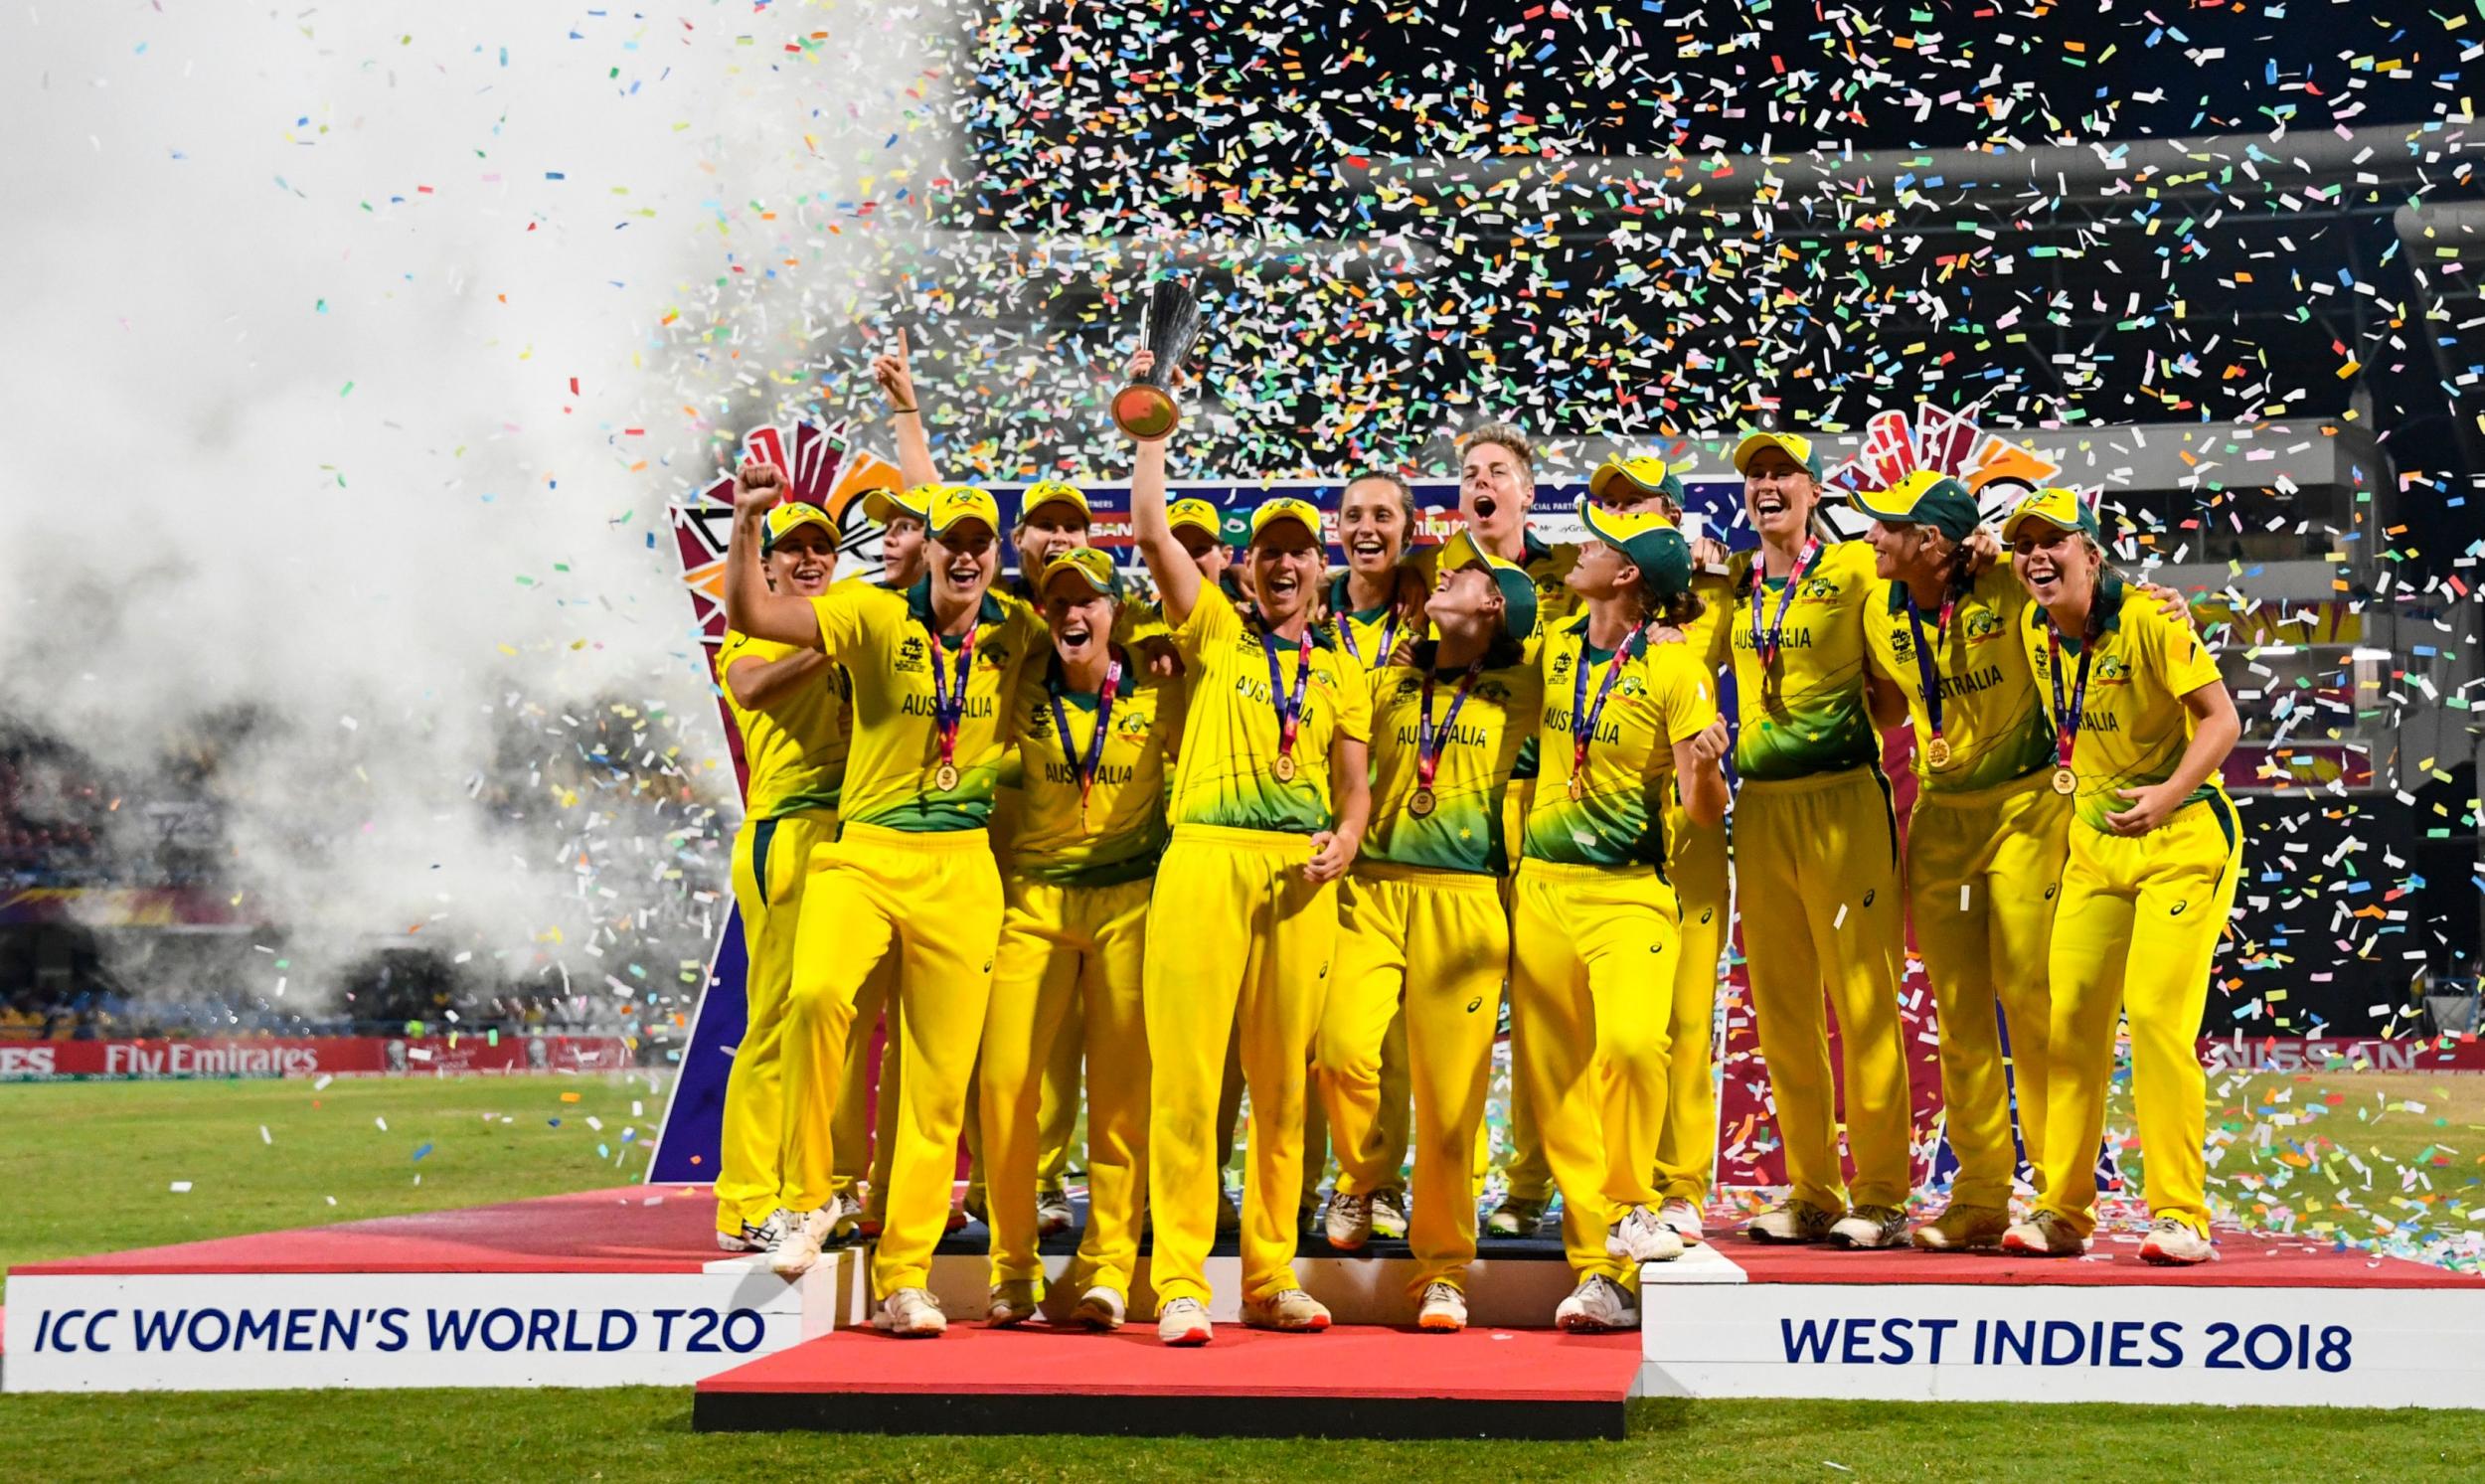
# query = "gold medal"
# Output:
<box><xmin>1567</xmin><ymin>773</ymin><xmax>1585</xmax><ymax>802</ymax></box>
<box><xmin>1925</xmin><ymin>736</ymin><xmax>1952</xmax><ymax>769</ymax></box>
<box><xmin>1272</xmin><ymin>752</ymin><xmax>1298</xmax><ymax>783</ymax></box>
<box><xmin>933</xmin><ymin>761</ymin><xmax>960</xmax><ymax>792</ymax></box>
<box><xmin>2051</xmin><ymin>765</ymin><xmax>2076</xmax><ymax>796</ymax></box>
<box><xmin>1408</xmin><ymin>786</ymin><xmax>1436</xmax><ymax>819</ymax></box>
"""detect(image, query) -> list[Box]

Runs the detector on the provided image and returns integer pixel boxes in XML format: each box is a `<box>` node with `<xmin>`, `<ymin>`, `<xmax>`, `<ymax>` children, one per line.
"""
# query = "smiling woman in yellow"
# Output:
<box><xmin>1714</xmin><ymin>430</ymin><xmax>1916</xmax><ymax>1251</ymax></box>
<box><xmin>1519</xmin><ymin>502</ymin><xmax>1730</xmax><ymax>1333</ymax></box>
<box><xmin>1996</xmin><ymin>488</ymin><xmax>2241</xmax><ymax>1266</ymax></box>
<box><xmin>1122</xmin><ymin>350</ymin><xmax>1372</xmax><ymax>1347</ymax></box>
<box><xmin>1313</xmin><ymin>530</ymin><xmax>1542</xmax><ymax>1334</ymax></box>
<box><xmin>724</xmin><ymin>465</ymin><xmax>1045</xmax><ymax>1339</ymax></box>
<box><xmin>976</xmin><ymin>547</ymin><xmax>1181</xmax><ymax>1334</ymax></box>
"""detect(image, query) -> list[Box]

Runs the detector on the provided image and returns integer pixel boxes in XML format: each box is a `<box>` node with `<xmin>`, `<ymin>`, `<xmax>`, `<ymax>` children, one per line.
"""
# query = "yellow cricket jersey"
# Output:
<box><xmin>1716</xmin><ymin>541</ymin><xmax>1882</xmax><ymax>782</ymax></box>
<box><xmin>1863</xmin><ymin>567</ymin><xmax>2055</xmax><ymax>794</ymax></box>
<box><xmin>1526</xmin><ymin>615</ymin><xmax>1720</xmax><ymax>870</ymax></box>
<box><xmin>1325</xmin><ymin>573</ymin><xmax>1412</xmax><ymax>678</ymax></box>
<box><xmin>719</xmin><ymin>630</ymin><xmax>852</xmax><ymax>818</ymax></box>
<box><xmin>806</xmin><ymin>578</ymin><xmax>1044</xmax><ymax>832</ymax></box>
<box><xmin>996</xmin><ymin>649</ymin><xmax>1181</xmax><ymax>887</ymax></box>
<box><xmin>1362</xmin><ymin>640</ymin><xmax>1544</xmax><ymax>876</ymax></box>
<box><xmin>2023</xmin><ymin>574</ymin><xmax>2230</xmax><ymax>834</ymax></box>
<box><xmin>1165</xmin><ymin>582</ymin><xmax>1371</xmax><ymax>834</ymax></box>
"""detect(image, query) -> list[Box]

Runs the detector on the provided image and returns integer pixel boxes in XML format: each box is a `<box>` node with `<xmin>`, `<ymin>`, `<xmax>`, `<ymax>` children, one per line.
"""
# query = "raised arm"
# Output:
<box><xmin>1125</xmin><ymin>349</ymin><xmax>1200</xmax><ymax>625</ymax></box>
<box><xmin>722</xmin><ymin>463</ymin><xmax>828</xmax><ymax>649</ymax></box>
<box><xmin>726</xmin><ymin>648</ymin><xmax>831</xmax><ymax>710</ymax></box>
<box><xmin>872</xmin><ymin>327</ymin><xmax>940</xmax><ymax>491</ymax></box>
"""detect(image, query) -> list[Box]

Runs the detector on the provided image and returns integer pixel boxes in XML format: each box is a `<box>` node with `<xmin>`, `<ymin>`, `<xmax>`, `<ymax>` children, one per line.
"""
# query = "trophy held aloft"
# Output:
<box><xmin>1111</xmin><ymin>278</ymin><xmax>1204</xmax><ymax>439</ymax></box>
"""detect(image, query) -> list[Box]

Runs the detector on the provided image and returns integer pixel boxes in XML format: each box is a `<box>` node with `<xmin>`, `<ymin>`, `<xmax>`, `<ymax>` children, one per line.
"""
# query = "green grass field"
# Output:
<box><xmin>2</xmin><ymin>1069</ymin><xmax>2478</xmax><ymax>1480</ymax></box>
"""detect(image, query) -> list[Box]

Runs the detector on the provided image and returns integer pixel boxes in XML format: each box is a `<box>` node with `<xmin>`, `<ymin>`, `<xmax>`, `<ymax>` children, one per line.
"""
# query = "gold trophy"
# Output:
<box><xmin>1111</xmin><ymin>278</ymin><xmax>1203</xmax><ymax>439</ymax></box>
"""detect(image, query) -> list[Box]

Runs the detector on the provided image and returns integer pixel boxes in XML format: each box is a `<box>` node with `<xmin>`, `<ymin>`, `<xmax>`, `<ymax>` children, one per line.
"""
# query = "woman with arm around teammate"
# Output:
<box><xmin>1995</xmin><ymin>488</ymin><xmax>2241</xmax><ymax>1264</ymax></box>
<box><xmin>1123</xmin><ymin>352</ymin><xmax>1373</xmax><ymax>1346</ymax></box>
<box><xmin>1516</xmin><ymin>502</ymin><xmax>1730</xmax><ymax>1332</ymax></box>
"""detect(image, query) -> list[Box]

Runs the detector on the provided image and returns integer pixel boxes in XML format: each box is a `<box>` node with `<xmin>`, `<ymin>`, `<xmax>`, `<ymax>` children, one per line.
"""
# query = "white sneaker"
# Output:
<box><xmin>1242</xmin><ymin>1288</ymin><xmax>1332</xmax><ymax>1332</ymax></box>
<box><xmin>1606</xmin><ymin>1204</ymin><xmax>1687</xmax><ymax>1263</ymax></box>
<box><xmin>2000</xmin><ymin>1211</ymin><xmax>2089</xmax><ymax>1257</ymax></box>
<box><xmin>1073</xmin><ymin>1285</ymin><xmax>1126</xmax><ymax>1331</ymax></box>
<box><xmin>715</xmin><ymin>1208</ymin><xmax>787</xmax><ymax>1253</ymax></box>
<box><xmin>1554</xmin><ymin>1274</ymin><xmax>1639</xmax><ymax>1333</ymax></box>
<box><xmin>1657</xmin><ymin>1198</ymin><xmax>1706</xmax><ymax>1245</ymax></box>
<box><xmin>1744</xmin><ymin>1200</ymin><xmax>1839</xmax><ymax>1244</ymax></box>
<box><xmin>826</xmin><ymin>1193</ymin><xmax>864</xmax><ymax>1242</ymax></box>
<box><xmin>1910</xmin><ymin>1203</ymin><xmax>2010</xmax><ymax>1251</ymax></box>
<box><xmin>1370</xmin><ymin>1188</ymin><xmax>1410</xmax><ymax>1239</ymax></box>
<box><xmin>767</xmin><ymin>1207</ymin><xmax>833</xmax><ymax>1276</ymax></box>
<box><xmin>2138</xmin><ymin>1217</ymin><xmax>2216</xmax><ymax>1266</ymax></box>
<box><xmin>986</xmin><ymin>1278</ymin><xmax>1040</xmax><ymax>1327</ymax></box>
<box><xmin>1416</xmin><ymin>1280</ymin><xmax>1467</xmax><ymax>1332</ymax></box>
<box><xmin>1036</xmin><ymin>1190</ymin><xmax>1076</xmax><ymax>1237</ymax></box>
<box><xmin>1157</xmin><ymin>1297</ymin><xmax>1214</xmax><ymax>1346</ymax></box>
<box><xmin>1325</xmin><ymin>1191</ymin><xmax>1374</xmax><ymax>1250</ymax></box>
<box><xmin>872</xmin><ymin>1287</ymin><xmax>947</xmax><ymax>1338</ymax></box>
<box><xmin>1827</xmin><ymin>1205</ymin><xmax>1909</xmax><ymax>1250</ymax></box>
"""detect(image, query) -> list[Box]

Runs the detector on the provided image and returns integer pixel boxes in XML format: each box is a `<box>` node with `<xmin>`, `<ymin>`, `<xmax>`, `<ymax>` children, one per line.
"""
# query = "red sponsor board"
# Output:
<box><xmin>2197</xmin><ymin>1035</ymin><xmax>2485</xmax><ymax>1074</ymax></box>
<box><xmin>0</xmin><ymin>1036</ymin><xmax>633</xmax><ymax>1081</ymax></box>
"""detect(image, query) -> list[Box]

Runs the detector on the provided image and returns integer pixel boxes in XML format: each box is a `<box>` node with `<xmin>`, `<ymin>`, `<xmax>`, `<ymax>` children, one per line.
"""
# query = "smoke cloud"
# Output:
<box><xmin>0</xmin><ymin>3</ymin><xmax>954</xmax><ymax>1012</ymax></box>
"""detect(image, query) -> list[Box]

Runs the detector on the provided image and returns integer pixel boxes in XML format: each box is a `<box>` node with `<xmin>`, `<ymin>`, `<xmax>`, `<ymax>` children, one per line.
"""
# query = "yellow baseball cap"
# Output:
<box><xmin>1167</xmin><ymin>497</ymin><xmax>1224</xmax><ymax>540</ymax></box>
<box><xmin>1587</xmin><ymin>454</ymin><xmax>1685</xmax><ymax>507</ymax></box>
<box><xmin>1020</xmin><ymin>480</ymin><xmax>1093</xmax><ymax>525</ymax></box>
<box><xmin>1999</xmin><ymin>486</ymin><xmax>2100</xmax><ymax>544</ymax></box>
<box><xmin>1732</xmin><ymin>429</ymin><xmax>1821</xmax><ymax>478</ymax></box>
<box><xmin>1436</xmin><ymin>529</ymin><xmax>1539</xmax><ymax>642</ymax></box>
<box><xmin>1853</xmin><ymin>469</ymin><xmax>1981</xmax><ymax>543</ymax></box>
<box><xmin>862</xmin><ymin>482</ymin><xmax>935</xmax><ymax>525</ymax></box>
<box><xmin>1248</xmin><ymin>495</ymin><xmax>1324</xmax><ymax>545</ymax></box>
<box><xmin>760</xmin><ymin>501</ymin><xmax>837</xmax><ymax>555</ymax></box>
<box><xmin>1038</xmin><ymin>546</ymin><xmax>1124</xmax><ymax>599</ymax></box>
<box><xmin>1577</xmin><ymin>498</ymin><xmax>1694</xmax><ymax>600</ymax></box>
<box><xmin>926</xmin><ymin>484</ymin><xmax>1003</xmax><ymax>540</ymax></box>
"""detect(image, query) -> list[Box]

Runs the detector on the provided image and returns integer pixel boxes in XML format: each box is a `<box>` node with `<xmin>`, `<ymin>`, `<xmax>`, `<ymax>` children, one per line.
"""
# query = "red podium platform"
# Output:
<box><xmin>693</xmin><ymin>1323</ymin><xmax>1644</xmax><ymax>1438</ymax></box>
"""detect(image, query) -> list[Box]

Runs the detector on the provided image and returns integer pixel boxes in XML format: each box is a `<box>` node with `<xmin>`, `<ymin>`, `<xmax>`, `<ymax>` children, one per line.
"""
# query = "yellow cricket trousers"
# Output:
<box><xmin>964</xmin><ymin>997</ymin><xmax>1083</xmax><ymax>1210</ymax></box>
<box><xmin>717</xmin><ymin>809</ymin><xmax>837</xmax><ymax>1234</ymax></box>
<box><xmin>979</xmin><ymin>875</ymin><xmax>1151</xmax><ymax>1296</ymax></box>
<box><xmin>1736</xmin><ymin>765</ymin><xmax>1913</xmax><ymax>1212</ymax></box>
<box><xmin>1510</xmin><ymin>858</ymin><xmax>1681</xmax><ymax>1286</ymax></box>
<box><xmin>780</xmin><ymin>822</ymin><xmax>1002</xmax><ymax>1296</ymax></box>
<box><xmin>1496</xmin><ymin>787</ymin><xmax>1553</xmax><ymax>1206</ymax></box>
<box><xmin>1908</xmin><ymin>770</ymin><xmax>2071</xmax><ymax>1209</ymax></box>
<box><xmin>2035</xmin><ymin>799</ymin><xmax>2241</xmax><ymax>1238</ymax></box>
<box><xmin>1652</xmin><ymin>799</ymin><xmax>1731</xmax><ymax>1204</ymax></box>
<box><xmin>1144</xmin><ymin>824</ymin><xmax>1338</xmax><ymax>1309</ymax></box>
<box><xmin>1317</xmin><ymin>865</ymin><xmax>1508</xmax><ymax>1293</ymax></box>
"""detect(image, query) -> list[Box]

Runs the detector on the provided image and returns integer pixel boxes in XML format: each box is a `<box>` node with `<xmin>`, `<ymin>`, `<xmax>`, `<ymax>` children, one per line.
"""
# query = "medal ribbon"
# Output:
<box><xmin>1260</xmin><ymin>626</ymin><xmax>1314</xmax><ymax>768</ymax></box>
<box><xmin>923</xmin><ymin>616</ymin><xmax>978</xmax><ymax>778</ymax></box>
<box><xmin>2044</xmin><ymin>622</ymin><xmax>2094</xmax><ymax>774</ymax></box>
<box><xmin>1571</xmin><ymin>624</ymin><xmax>1646</xmax><ymax>788</ymax></box>
<box><xmin>1749</xmin><ymin>536</ymin><xmax>1822</xmax><ymax>674</ymax></box>
<box><xmin>1415</xmin><ymin>662</ymin><xmax>1482</xmax><ymax>794</ymax></box>
<box><xmin>1342</xmin><ymin>608</ymin><xmax>1402</xmax><ymax>671</ymax></box>
<box><xmin>1047</xmin><ymin>657</ymin><xmax>1122</xmax><ymax>821</ymax></box>
<box><xmin>1904</xmin><ymin>589</ymin><xmax>1960</xmax><ymax>752</ymax></box>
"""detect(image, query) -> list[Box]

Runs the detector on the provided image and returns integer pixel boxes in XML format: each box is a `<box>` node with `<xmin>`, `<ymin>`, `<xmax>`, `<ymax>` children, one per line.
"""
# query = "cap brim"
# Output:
<box><xmin>863</xmin><ymin>490</ymin><xmax>925</xmax><ymax>524</ymax></box>
<box><xmin>1250</xmin><ymin>512</ymin><xmax>1319</xmax><ymax>543</ymax></box>
<box><xmin>2001</xmin><ymin>509</ymin><xmax>2083</xmax><ymax>543</ymax></box>
<box><xmin>1849</xmin><ymin>489</ymin><xmax>1921</xmax><ymax>526</ymax></box>
<box><xmin>1733</xmin><ymin>432</ymin><xmax>1813</xmax><ymax>475</ymax></box>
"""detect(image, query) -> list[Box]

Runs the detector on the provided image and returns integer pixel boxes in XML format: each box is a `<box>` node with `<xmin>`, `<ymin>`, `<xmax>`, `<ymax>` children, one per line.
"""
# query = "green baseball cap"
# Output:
<box><xmin>1435</xmin><ymin>529</ymin><xmax>1540</xmax><ymax>642</ymax></box>
<box><xmin>1577</xmin><ymin>498</ymin><xmax>1693</xmax><ymax>601</ymax></box>
<box><xmin>1854</xmin><ymin>470</ymin><xmax>1981</xmax><ymax>543</ymax></box>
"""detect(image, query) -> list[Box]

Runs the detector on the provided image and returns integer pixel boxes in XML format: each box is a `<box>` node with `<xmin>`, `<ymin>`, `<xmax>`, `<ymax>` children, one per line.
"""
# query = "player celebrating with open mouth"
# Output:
<box><xmin>1517</xmin><ymin>502</ymin><xmax>1728</xmax><ymax>1331</ymax></box>
<box><xmin>1722</xmin><ymin>431</ymin><xmax>1916</xmax><ymax>1250</ymax></box>
<box><xmin>1124</xmin><ymin>350</ymin><xmax>1372</xmax><ymax>1347</ymax></box>
<box><xmin>1997</xmin><ymin>489</ymin><xmax>2240</xmax><ymax>1265</ymax></box>
<box><xmin>1316</xmin><ymin>468</ymin><xmax>1424</xmax><ymax>1245</ymax></box>
<box><xmin>724</xmin><ymin>463</ymin><xmax>1043</xmax><ymax>1338</ymax></box>
<box><xmin>1584</xmin><ymin>453</ymin><xmax>1736</xmax><ymax>1245</ymax></box>
<box><xmin>1314</xmin><ymin>530</ymin><xmax>1542</xmax><ymax>1330</ymax></box>
<box><xmin>713</xmin><ymin>501</ymin><xmax>851</xmax><ymax>1256</ymax></box>
<box><xmin>977</xmin><ymin>548</ymin><xmax>1181</xmax><ymax>1331</ymax></box>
